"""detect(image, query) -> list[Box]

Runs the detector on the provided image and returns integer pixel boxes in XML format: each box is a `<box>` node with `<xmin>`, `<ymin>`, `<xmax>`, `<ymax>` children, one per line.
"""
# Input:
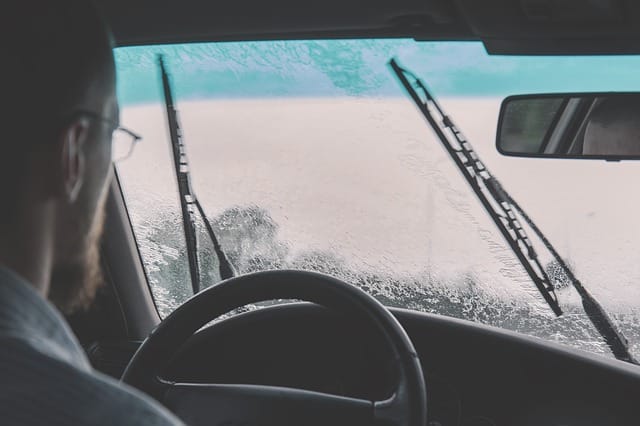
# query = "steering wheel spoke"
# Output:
<box><xmin>162</xmin><ymin>382</ymin><xmax>373</xmax><ymax>426</ymax></box>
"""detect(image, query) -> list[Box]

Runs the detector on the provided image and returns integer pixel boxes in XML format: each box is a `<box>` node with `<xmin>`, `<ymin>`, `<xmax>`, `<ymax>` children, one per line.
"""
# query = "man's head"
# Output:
<box><xmin>1</xmin><ymin>0</ymin><xmax>116</xmax><ymax>313</ymax></box>
<box><xmin>583</xmin><ymin>96</ymin><xmax>640</xmax><ymax>156</ymax></box>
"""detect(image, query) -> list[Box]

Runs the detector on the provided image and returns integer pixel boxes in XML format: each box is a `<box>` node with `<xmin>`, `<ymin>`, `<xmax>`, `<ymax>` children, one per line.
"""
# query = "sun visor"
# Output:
<box><xmin>455</xmin><ymin>0</ymin><xmax>640</xmax><ymax>55</ymax></box>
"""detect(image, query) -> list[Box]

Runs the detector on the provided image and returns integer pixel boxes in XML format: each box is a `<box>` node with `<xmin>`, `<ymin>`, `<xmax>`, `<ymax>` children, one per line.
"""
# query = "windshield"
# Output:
<box><xmin>114</xmin><ymin>39</ymin><xmax>640</xmax><ymax>360</ymax></box>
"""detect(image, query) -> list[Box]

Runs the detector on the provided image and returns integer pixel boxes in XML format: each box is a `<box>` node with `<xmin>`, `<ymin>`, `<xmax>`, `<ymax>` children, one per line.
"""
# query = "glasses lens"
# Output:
<box><xmin>112</xmin><ymin>128</ymin><xmax>137</xmax><ymax>162</ymax></box>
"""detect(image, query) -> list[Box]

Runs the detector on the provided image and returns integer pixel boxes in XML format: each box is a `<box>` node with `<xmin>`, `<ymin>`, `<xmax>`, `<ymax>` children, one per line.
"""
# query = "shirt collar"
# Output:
<box><xmin>0</xmin><ymin>266</ymin><xmax>91</xmax><ymax>371</ymax></box>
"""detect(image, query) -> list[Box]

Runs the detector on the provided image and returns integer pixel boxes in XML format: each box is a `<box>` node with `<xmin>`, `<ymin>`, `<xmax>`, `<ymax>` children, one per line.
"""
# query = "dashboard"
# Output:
<box><xmin>156</xmin><ymin>303</ymin><xmax>640</xmax><ymax>425</ymax></box>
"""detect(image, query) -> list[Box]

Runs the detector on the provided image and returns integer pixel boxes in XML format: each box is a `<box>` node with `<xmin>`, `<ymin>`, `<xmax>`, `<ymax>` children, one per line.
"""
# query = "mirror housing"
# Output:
<box><xmin>496</xmin><ymin>92</ymin><xmax>640</xmax><ymax>160</ymax></box>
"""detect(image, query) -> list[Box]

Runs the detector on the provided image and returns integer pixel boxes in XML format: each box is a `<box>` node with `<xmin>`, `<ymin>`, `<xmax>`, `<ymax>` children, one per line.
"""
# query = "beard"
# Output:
<box><xmin>49</xmin><ymin>204</ymin><xmax>106</xmax><ymax>315</ymax></box>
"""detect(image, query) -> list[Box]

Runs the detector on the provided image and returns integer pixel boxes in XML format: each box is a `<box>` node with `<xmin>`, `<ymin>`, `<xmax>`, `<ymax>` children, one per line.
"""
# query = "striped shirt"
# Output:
<box><xmin>0</xmin><ymin>267</ymin><xmax>183</xmax><ymax>425</ymax></box>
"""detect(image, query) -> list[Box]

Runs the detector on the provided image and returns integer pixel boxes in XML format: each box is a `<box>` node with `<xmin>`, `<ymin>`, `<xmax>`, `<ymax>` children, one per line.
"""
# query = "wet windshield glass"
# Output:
<box><xmin>114</xmin><ymin>40</ymin><xmax>640</xmax><ymax>359</ymax></box>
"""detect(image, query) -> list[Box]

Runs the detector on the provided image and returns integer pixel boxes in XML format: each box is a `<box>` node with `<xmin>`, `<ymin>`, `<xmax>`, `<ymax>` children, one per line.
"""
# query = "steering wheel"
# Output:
<box><xmin>122</xmin><ymin>270</ymin><xmax>427</xmax><ymax>426</ymax></box>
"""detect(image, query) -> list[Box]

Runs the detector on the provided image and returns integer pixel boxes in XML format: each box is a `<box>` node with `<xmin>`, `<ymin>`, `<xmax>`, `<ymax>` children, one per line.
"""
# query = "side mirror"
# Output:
<box><xmin>496</xmin><ymin>93</ymin><xmax>640</xmax><ymax>160</ymax></box>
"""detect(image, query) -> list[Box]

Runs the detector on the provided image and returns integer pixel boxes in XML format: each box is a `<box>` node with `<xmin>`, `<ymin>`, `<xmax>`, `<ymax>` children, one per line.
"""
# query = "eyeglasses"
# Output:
<box><xmin>111</xmin><ymin>126</ymin><xmax>142</xmax><ymax>163</ymax></box>
<box><xmin>78</xmin><ymin>110</ymin><xmax>142</xmax><ymax>163</ymax></box>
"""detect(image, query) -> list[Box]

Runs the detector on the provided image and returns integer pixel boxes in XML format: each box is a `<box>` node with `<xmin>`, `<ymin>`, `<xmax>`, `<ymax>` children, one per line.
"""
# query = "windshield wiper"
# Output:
<box><xmin>158</xmin><ymin>55</ymin><xmax>236</xmax><ymax>294</ymax></box>
<box><xmin>389</xmin><ymin>58</ymin><xmax>638</xmax><ymax>365</ymax></box>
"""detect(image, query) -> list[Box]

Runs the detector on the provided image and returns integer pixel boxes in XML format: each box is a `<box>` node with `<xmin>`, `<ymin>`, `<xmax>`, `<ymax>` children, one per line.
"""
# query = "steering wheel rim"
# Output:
<box><xmin>122</xmin><ymin>270</ymin><xmax>427</xmax><ymax>426</ymax></box>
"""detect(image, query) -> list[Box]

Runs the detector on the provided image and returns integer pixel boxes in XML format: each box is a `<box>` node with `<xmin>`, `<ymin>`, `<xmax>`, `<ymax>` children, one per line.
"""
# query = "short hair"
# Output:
<box><xmin>2</xmin><ymin>0</ymin><xmax>113</xmax><ymax>126</ymax></box>
<box><xmin>0</xmin><ymin>0</ymin><xmax>113</xmax><ymax>205</ymax></box>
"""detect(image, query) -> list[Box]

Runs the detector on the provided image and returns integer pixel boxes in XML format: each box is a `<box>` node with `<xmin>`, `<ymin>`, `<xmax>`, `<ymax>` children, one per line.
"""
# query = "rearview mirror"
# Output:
<box><xmin>496</xmin><ymin>93</ymin><xmax>640</xmax><ymax>160</ymax></box>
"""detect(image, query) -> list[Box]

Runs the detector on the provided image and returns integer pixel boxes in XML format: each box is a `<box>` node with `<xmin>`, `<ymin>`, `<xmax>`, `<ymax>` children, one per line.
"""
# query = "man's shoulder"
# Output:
<box><xmin>0</xmin><ymin>336</ymin><xmax>182</xmax><ymax>425</ymax></box>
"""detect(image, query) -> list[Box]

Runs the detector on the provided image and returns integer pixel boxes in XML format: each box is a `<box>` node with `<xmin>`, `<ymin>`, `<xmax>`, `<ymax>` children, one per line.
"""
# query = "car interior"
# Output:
<box><xmin>62</xmin><ymin>0</ymin><xmax>640</xmax><ymax>425</ymax></box>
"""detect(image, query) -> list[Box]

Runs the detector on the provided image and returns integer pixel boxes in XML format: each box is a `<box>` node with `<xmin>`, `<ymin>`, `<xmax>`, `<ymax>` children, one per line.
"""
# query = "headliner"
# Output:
<box><xmin>98</xmin><ymin>0</ymin><xmax>640</xmax><ymax>55</ymax></box>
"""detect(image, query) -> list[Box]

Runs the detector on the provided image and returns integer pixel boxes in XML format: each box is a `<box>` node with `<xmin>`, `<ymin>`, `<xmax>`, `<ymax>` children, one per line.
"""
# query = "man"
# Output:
<box><xmin>583</xmin><ymin>95</ymin><xmax>640</xmax><ymax>156</ymax></box>
<box><xmin>0</xmin><ymin>1</ymin><xmax>183</xmax><ymax>424</ymax></box>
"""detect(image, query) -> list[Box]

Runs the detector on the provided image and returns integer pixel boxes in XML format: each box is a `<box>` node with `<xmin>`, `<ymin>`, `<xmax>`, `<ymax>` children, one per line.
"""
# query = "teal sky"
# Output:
<box><xmin>114</xmin><ymin>40</ymin><xmax>640</xmax><ymax>106</ymax></box>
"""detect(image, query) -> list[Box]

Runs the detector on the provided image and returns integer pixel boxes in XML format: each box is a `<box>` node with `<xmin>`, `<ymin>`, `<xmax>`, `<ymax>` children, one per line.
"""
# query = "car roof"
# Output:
<box><xmin>99</xmin><ymin>0</ymin><xmax>640</xmax><ymax>54</ymax></box>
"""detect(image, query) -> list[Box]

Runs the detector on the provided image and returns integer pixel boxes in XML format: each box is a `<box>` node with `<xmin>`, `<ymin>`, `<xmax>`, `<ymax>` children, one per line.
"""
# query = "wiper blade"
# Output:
<box><xmin>159</xmin><ymin>56</ymin><xmax>201</xmax><ymax>294</ymax></box>
<box><xmin>389</xmin><ymin>59</ymin><xmax>638</xmax><ymax>364</ymax></box>
<box><xmin>158</xmin><ymin>55</ymin><xmax>236</xmax><ymax>293</ymax></box>
<box><xmin>389</xmin><ymin>59</ymin><xmax>562</xmax><ymax>316</ymax></box>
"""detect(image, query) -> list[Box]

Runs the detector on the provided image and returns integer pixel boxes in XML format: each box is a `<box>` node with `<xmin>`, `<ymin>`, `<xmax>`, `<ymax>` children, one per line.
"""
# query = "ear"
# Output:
<box><xmin>59</xmin><ymin>118</ymin><xmax>90</xmax><ymax>203</ymax></box>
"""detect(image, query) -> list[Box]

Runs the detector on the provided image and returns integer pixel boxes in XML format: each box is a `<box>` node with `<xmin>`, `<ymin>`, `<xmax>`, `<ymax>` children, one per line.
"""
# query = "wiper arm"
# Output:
<box><xmin>194</xmin><ymin>198</ymin><xmax>236</xmax><ymax>280</ymax></box>
<box><xmin>504</xmin><ymin>193</ymin><xmax>638</xmax><ymax>364</ymax></box>
<box><xmin>389</xmin><ymin>59</ymin><xmax>638</xmax><ymax>364</ymax></box>
<box><xmin>158</xmin><ymin>55</ymin><xmax>236</xmax><ymax>294</ymax></box>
